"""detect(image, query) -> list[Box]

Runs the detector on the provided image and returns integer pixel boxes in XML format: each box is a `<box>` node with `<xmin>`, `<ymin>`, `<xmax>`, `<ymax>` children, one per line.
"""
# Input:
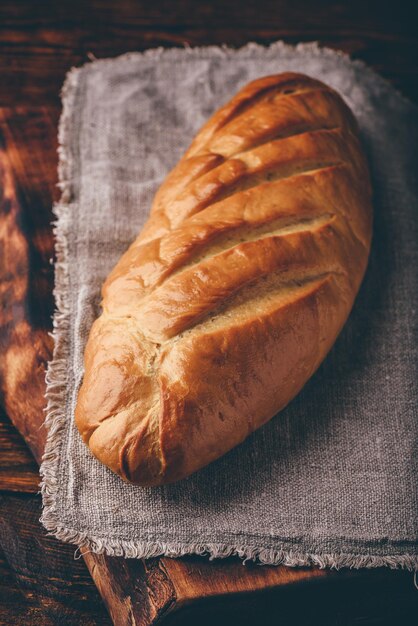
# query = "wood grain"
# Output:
<box><xmin>0</xmin><ymin>545</ymin><xmax>51</xmax><ymax>626</ymax></box>
<box><xmin>0</xmin><ymin>494</ymin><xmax>112</xmax><ymax>626</ymax></box>
<box><xmin>0</xmin><ymin>106</ymin><xmax>58</xmax><ymax>462</ymax></box>
<box><xmin>0</xmin><ymin>407</ymin><xmax>39</xmax><ymax>493</ymax></box>
<box><xmin>0</xmin><ymin>0</ymin><xmax>417</xmax><ymax>107</ymax></box>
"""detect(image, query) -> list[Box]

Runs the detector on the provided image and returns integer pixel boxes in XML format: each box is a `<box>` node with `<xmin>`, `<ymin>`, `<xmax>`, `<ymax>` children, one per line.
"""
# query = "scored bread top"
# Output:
<box><xmin>75</xmin><ymin>73</ymin><xmax>372</xmax><ymax>486</ymax></box>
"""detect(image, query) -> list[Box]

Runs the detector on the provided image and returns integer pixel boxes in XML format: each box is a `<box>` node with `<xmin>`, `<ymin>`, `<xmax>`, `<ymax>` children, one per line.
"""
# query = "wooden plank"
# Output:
<box><xmin>0</xmin><ymin>544</ymin><xmax>51</xmax><ymax>626</ymax></box>
<box><xmin>162</xmin><ymin>556</ymin><xmax>327</xmax><ymax>600</ymax></box>
<box><xmin>0</xmin><ymin>407</ymin><xmax>39</xmax><ymax>493</ymax></box>
<box><xmin>157</xmin><ymin>567</ymin><xmax>418</xmax><ymax>625</ymax></box>
<box><xmin>0</xmin><ymin>1</ymin><xmax>417</xmax><ymax>107</ymax></box>
<box><xmin>0</xmin><ymin>106</ymin><xmax>57</xmax><ymax>462</ymax></box>
<box><xmin>0</xmin><ymin>494</ymin><xmax>112</xmax><ymax>626</ymax></box>
<box><xmin>80</xmin><ymin>553</ymin><xmax>178</xmax><ymax>625</ymax></box>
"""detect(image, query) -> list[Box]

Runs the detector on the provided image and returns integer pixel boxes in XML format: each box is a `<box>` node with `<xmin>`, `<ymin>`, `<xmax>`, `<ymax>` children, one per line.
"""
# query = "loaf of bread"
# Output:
<box><xmin>75</xmin><ymin>73</ymin><xmax>372</xmax><ymax>486</ymax></box>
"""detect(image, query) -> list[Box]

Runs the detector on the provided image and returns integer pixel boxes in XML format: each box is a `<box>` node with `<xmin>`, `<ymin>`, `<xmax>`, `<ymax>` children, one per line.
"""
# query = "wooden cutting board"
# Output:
<box><xmin>0</xmin><ymin>106</ymin><xmax>416</xmax><ymax>626</ymax></box>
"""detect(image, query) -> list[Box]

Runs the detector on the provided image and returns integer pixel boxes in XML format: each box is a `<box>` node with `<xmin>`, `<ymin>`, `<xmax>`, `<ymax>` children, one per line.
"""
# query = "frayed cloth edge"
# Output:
<box><xmin>45</xmin><ymin>525</ymin><xmax>418</xmax><ymax>570</ymax></box>
<box><xmin>80</xmin><ymin>40</ymin><xmax>415</xmax><ymax>109</ymax></box>
<box><xmin>39</xmin><ymin>65</ymin><xmax>80</xmax><ymax>538</ymax></box>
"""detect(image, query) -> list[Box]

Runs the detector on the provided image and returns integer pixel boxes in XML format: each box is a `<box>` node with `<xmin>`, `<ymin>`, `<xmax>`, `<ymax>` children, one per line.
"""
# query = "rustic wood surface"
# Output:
<box><xmin>0</xmin><ymin>1</ymin><xmax>417</xmax><ymax>624</ymax></box>
<box><xmin>0</xmin><ymin>0</ymin><xmax>417</xmax><ymax>107</ymax></box>
<box><xmin>0</xmin><ymin>407</ymin><xmax>39</xmax><ymax>493</ymax></box>
<box><xmin>0</xmin><ymin>494</ymin><xmax>112</xmax><ymax>626</ymax></box>
<box><xmin>0</xmin><ymin>545</ymin><xmax>49</xmax><ymax>625</ymax></box>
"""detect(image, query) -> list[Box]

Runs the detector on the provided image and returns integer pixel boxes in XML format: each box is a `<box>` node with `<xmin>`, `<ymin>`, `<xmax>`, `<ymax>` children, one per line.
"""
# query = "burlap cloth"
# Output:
<box><xmin>40</xmin><ymin>42</ymin><xmax>418</xmax><ymax>569</ymax></box>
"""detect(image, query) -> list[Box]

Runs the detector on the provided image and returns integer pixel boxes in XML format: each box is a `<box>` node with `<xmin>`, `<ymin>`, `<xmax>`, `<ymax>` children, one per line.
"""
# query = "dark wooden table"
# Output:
<box><xmin>1</xmin><ymin>2</ymin><xmax>417</xmax><ymax>624</ymax></box>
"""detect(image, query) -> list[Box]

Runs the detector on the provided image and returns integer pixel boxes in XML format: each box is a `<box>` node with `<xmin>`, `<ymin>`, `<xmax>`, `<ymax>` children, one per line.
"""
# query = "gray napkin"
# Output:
<box><xmin>41</xmin><ymin>41</ymin><xmax>418</xmax><ymax>569</ymax></box>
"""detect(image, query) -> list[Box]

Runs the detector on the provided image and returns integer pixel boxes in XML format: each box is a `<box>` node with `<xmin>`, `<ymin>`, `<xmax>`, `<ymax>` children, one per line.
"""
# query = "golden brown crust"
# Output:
<box><xmin>75</xmin><ymin>73</ymin><xmax>372</xmax><ymax>486</ymax></box>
